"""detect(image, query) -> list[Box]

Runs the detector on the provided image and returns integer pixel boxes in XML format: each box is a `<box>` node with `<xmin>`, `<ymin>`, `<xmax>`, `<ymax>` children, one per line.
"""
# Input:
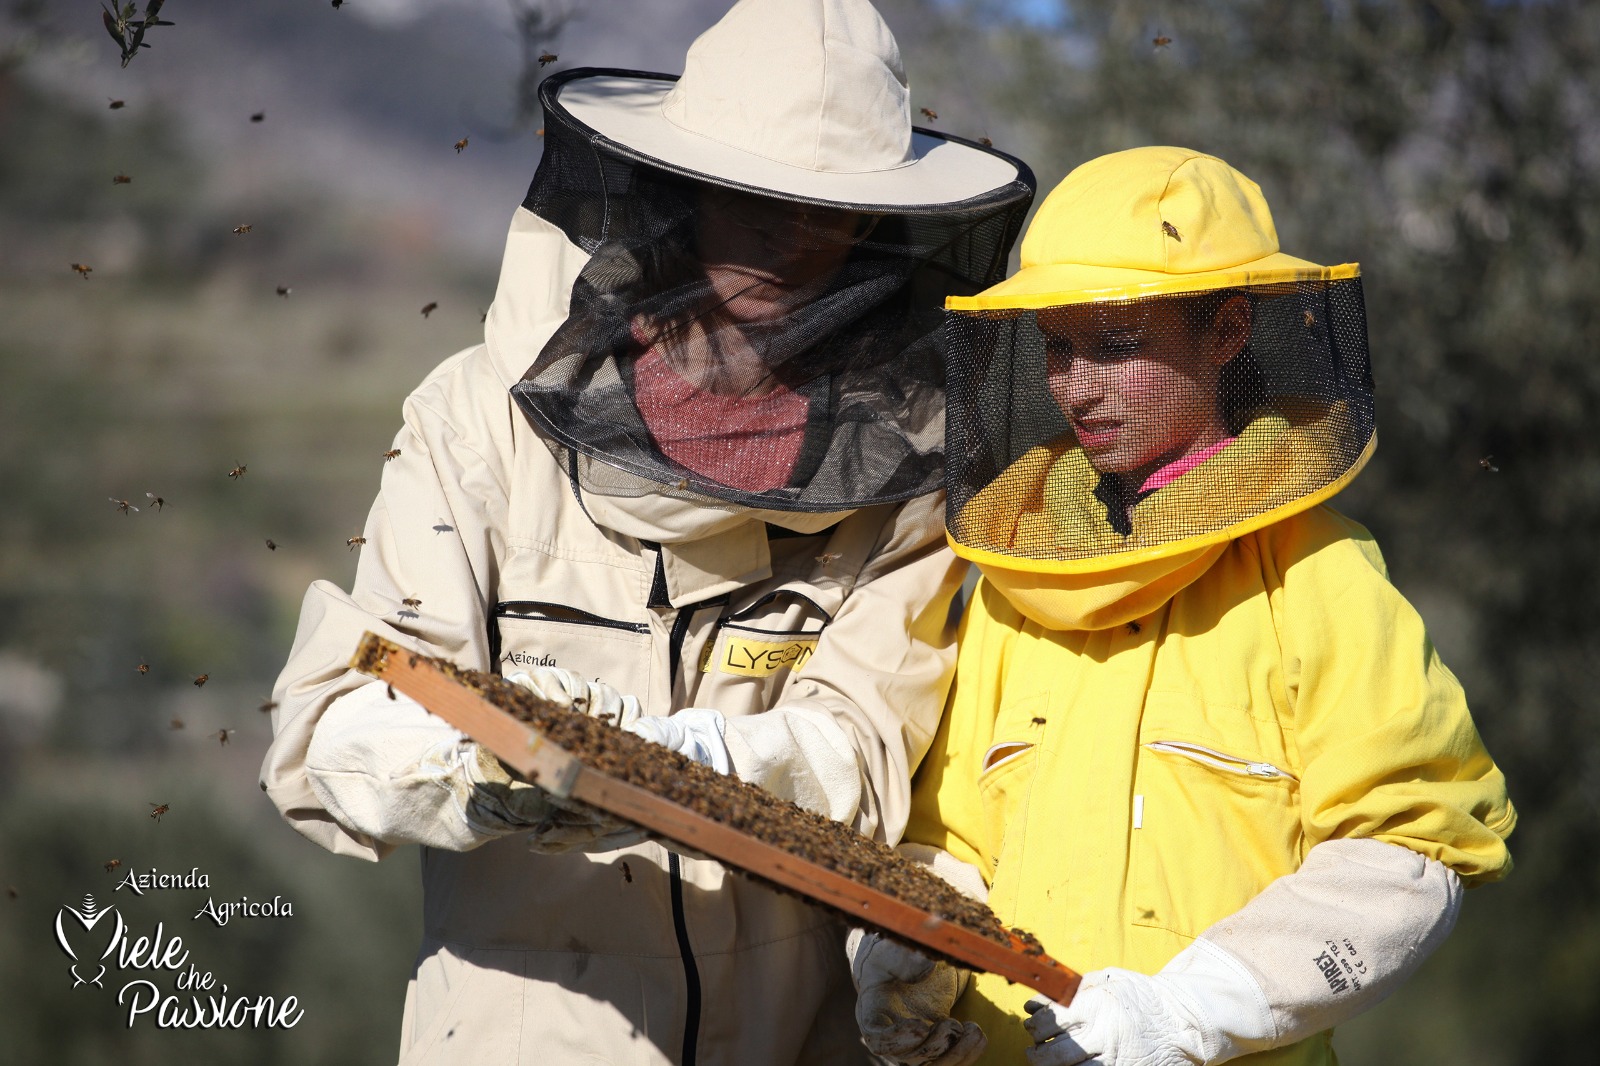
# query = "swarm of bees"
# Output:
<box><xmin>113</xmin><ymin>173</ymin><xmax>132</xmax><ymax>185</ymax></box>
<box><xmin>1161</xmin><ymin>220</ymin><xmax>1182</xmax><ymax>241</ymax></box>
<box><xmin>149</xmin><ymin>802</ymin><xmax>169</xmax><ymax>822</ymax></box>
<box><xmin>421</xmin><ymin>302</ymin><xmax>439</xmax><ymax>317</ymax></box>
<box><xmin>71</xmin><ymin>263</ymin><xmax>92</xmax><ymax>279</ymax></box>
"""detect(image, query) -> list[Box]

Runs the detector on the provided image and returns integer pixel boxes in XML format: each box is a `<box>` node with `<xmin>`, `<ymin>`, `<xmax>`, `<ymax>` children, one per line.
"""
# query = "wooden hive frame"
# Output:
<box><xmin>352</xmin><ymin>632</ymin><xmax>1081</xmax><ymax>1003</ymax></box>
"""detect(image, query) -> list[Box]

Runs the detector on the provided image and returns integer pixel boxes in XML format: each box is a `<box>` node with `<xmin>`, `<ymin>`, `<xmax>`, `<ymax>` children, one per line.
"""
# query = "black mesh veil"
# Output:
<box><xmin>513</xmin><ymin>69</ymin><xmax>1035</xmax><ymax>512</ymax></box>
<box><xmin>945</xmin><ymin>276</ymin><xmax>1376</xmax><ymax>565</ymax></box>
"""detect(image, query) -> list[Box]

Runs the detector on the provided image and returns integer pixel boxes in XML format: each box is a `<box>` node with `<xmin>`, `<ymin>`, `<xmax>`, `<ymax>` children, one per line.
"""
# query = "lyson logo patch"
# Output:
<box><xmin>704</xmin><ymin>635</ymin><xmax>817</xmax><ymax>677</ymax></box>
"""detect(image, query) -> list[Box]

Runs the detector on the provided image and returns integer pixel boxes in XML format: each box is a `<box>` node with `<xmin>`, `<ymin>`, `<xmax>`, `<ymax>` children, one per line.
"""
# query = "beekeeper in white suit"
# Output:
<box><xmin>259</xmin><ymin>1</ymin><xmax>1035</xmax><ymax>1063</ymax></box>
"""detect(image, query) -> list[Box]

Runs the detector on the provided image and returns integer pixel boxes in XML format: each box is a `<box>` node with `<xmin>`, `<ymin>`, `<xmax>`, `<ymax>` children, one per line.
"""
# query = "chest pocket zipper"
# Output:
<box><xmin>1143</xmin><ymin>741</ymin><xmax>1298</xmax><ymax>782</ymax></box>
<box><xmin>488</xmin><ymin>601</ymin><xmax>648</xmax><ymax>665</ymax></box>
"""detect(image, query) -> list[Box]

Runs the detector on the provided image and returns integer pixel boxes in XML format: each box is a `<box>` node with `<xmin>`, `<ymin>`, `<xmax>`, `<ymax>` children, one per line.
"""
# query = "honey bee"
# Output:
<box><xmin>539</xmin><ymin>51</ymin><xmax>559</xmax><ymax>67</ymax></box>
<box><xmin>149</xmin><ymin>803</ymin><xmax>169</xmax><ymax>822</ymax></box>
<box><xmin>259</xmin><ymin>699</ymin><xmax>278</xmax><ymax>714</ymax></box>
<box><xmin>108</xmin><ymin>98</ymin><xmax>126</xmax><ymax>109</ymax></box>
<box><xmin>228</xmin><ymin>463</ymin><xmax>247</xmax><ymax>479</ymax></box>
<box><xmin>250</xmin><ymin>112</ymin><xmax>264</xmax><ymax>123</ymax></box>
<box><xmin>6</xmin><ymin>885</ymin><xmax>17</xmax><ymax>899</ymax></box>
<box><xmin>215</xmin><ymin>728</ymin><xmax>234</xmax><ymax>746</ymax></box>
<box><xmin>402</xmin><ymin>597</ymin><xmax>423</xmax><ymax>609</ymax></box>
<box><xmin>193</xmin><ymin>673</ymin><xmax>209</xmax><ymax>687</ymax></box>
<box><xmin>979</xmin><ymin>136</ymin><xmax>993</xmax><ymax>147</ymax></box>
<box><xmin>535</xmin><ymin>128</ymin><xmax>545</xmax><ymax>137</ymax></box>
<box><xmin>386</xmin><ymin>684</ymin><xmax>397</xmax><ymax>701</ymax></box>
<box><xmin>480</xmin><ymin>307</ymin><xmax>489</xmax><ymax>323</ymax></box>
<box><xmin>1303</xmin><ymin>310</ymin><xmax>1316</xmax><ymax>328</ymax></box>
<box><xmin>673</xmin><ymin>478</ymin><xmax>690</xmax><ymax>491</ymax></box>
<box><xmin>919</xmin><ymin>107</ymin><xmax>938</xmax><ymax>121</ymax></box>
<box><xmin>233</xmin><ymin>224</ymin><xmax>252</xmax><ymax>235</ymax></box>
<box><xmin>453</xmin><ymin>137</ymin><xmax>469</xmax><ymax>153</ymax></box>
<box><xmin>1479</xmin><ymin>455</ymin><xmax>1499</xmax><ymax>473</ymax></box>
<box><xmin>136</xmin><ymin>659</ymin><xmax>150</xmax><ymax>675</ymax></box>
<box><xmin>421</xmin><ymin>301</ymin><xmax>439</xmax><ymax>317</ymax></box>
<box><xmin>144</xmin><ymin>492</ymin><xmax>165</xmax><ymax>511</ymax></box>
<box><xmin>71</xmin><ymin>263</ymin><xmax>92</xmax><ymax>279</ymax></box>
<box><xmin>347</xmin><ymin>535</ymin><xmax>367</xmax><ymax>551</ymax></box>
<box><xmin>815</xmin><ymin>551</ymin><xmax>843</xmax><ymax>567</ymax></box>
<box><xmin>1161</xmin><ymin>220</ymin><xmax>1181</xmax><ymax>241</ymax></box>
<box><xmin>276</xmin><ymin>285</ymin><xmax>291</xmax><ymax>297</ymax></box>
<box><xmin>382</xmin><ymin>448</ymin><xmax>402</xmax><ymax>461</ymax></box>
<box><xmin>109</xmin><ymin>497</ymin><xmax>139</xmax><ymax>515</ymax></box>
<box><xmin>1126</xmin><ymin>620</ymin><xmax>1142</xmax><ymax>634</ymax></box>
<box><xmin>265</xmin><ymin>538</ymin><xmax>278</xmax><ymax>551</ymax></box>
<box><xmin>1152</xmin><ymin>35</ymin><xmax>1173</xmax><ymax>48</ymax></box>
<box><xmin>621</xmin><ymin>861</ymin><xmax>633</xmax><ymax>883</ymax></box>
<box><xmin>1031</xmin><ymin>716</ymin><xmax>1047</xmax><ymax>726</ymax></box>
<box><xmin>332</xmin><ymin>0</ymin><xmax>345</xmax><ymax>9</ymax></box>
<box><xmin>104</xmin><ymin>859</ymin><xmax>122</xmax><ymax>873</ymax></box>
<box><xmin>113</xmin><ymin>173</ymin><xmax>132</xmax><ymax>184</ymax></box>
<box><xmin>170</xmin><ymin>717</ymin><xmax>185</xmax><ymax>730</ymax></box>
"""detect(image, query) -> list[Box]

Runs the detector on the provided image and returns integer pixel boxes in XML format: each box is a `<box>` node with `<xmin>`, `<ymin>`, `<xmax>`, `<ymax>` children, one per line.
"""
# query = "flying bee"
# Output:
<box><xmin>815</xmin><ymin>551</ymin><xmax>843</xmax><ymax>567</ymax></box>
<box><xmin>1153</xmin><ymin>35</ymin><xmax>1173</xmax><ymax>48</ymax></box>
<box><xmin>421</xmin><ymin>301</ymin><xmax>438</xmax><ymax>317</ymax></box>
<box><xmin>71</xmin><ymin>263</ymin><xmax>92</xmax><ymax>279</ymax></box>
<box><xmin>979</xmin><ymin>136</ymin><xmax>993</xmax><ymax>147</ymax></box>
<box><xmin>149</xmin><ymin>803</ymin><xmax>169</xmax><ymax>822</ymax></box>
<box><xmin>104</xmin><ymin>859</ymin><xmax>122</xmax><ymax>873</ymax></box>
<box><xmin>1031</xmin><ymin>716</ymin><xmax>1047</xmax><ymax>726</ymax></box>
<box><xmin>233</xmin><ymin>224</ymin><xmax>252</xmax><ymax>235</ymax></box>
<box><xmin>145</xmin><ymin>492</ymin><xmax>165</xmax><ymax>510</ymax></box>
<box><xmin>480</xmin><ymin>308</ymin><xmax>488</xmax><ymax>323</ymax></box>
<box><xmin>113</xmin><ymin>173</ymin><xmax>132</xmax><ymax>184</ymax></box>
<box><xmin>265</xmin><ymin>538</ymin><xmax>277</xmax><ymax>551</ymax></box>
<box><xmin>621</xmin><ymin>861</ymin><xmax>633</xmax><ymax>883</ymax></box>
<box><xmin>1479</xmin><ymin>455</ymin><xmax>1499</xmax><ymax>473</ymax></box>
<box><xmin>535</xmin><ymin>127</ymin><xmax>545</xmax><ymax>137</ymax></box>
<box><xmin>401</xmin><ymin>597</ymin><xmax>422</xmax><ymax>609</ymax></box>
<box><xmin>193</xmin><ymin>673</ymin><xmax>209</xmax><ymax>687</ymax></box>
<box><xmin>919</xmin><ymin>106</ymin><xmax>938</xmax><ymax>121</ymax></box>
<box><xmin>1303</xmin><ymin>310</ymin><xmax>1316</xmax><ymax>328</ymax></box>
<box><xmin>332</xmin><ymin>0</ymin><xmax>345</xmax><ymax>9</ymax></box>
<box><xmin>228</xmin><ymin>463</ymin><xmax>247</xmax><ymax>479</ymax></box>
<box><xmin>347</xmin><ymin>535</ymin><xmax>367</xmax><ymax>551</ymax></box>
<box><xmin>259</xmin><ymin>699</ymin><xmax>278</xmax><ymax>714</ymax></box>
<box><xmin>169</xmin><ymin>717</ymin><xmax>185</xmax><ymax>730</ymax></box>
<box><xmin>453</xmin><ymin>138</ymin><xmax>468</xmax><ymax>153</ymax></box>
<box><xmin>673</xmin><ymin>478</ymin><xmax>691</xmax><ymax>491</ymax></box>
<box><xmin>136</xmin><ymin>659</ymin><xmax>150</xmax><ymax>675</ymax></box>
<box><xmin>539</xmin><ymin>51</ymin><xmax>559</xmax><ymax>67</ymax></box>
<box><xmin>386</xmin><ymin>684</ymin><xmax>397</xmax><ymax>701</ymax></box>
<box><xmin>276</xmin><ymin>285</ymin><xmax>291</xmax><ymax>297</ymax></box>
<box><xmin>109</xmin><ymin>497</ymin><xmax>139</xmax><ymax>515</ymax></box>
<box><xmin>1126</xmin><ymin>620</ymin><xmax>1142</xmax><ymax>634</ymax></box>
<box><xmin>250</xmin><ymin>112</ymin><xmax>264</xmax><ymax>122</ymax></box>
<box><xmin>108</xmin><ymin>98</ymin><xmax>126</xmax><ymax>109</ymax></box>
<box><xmin>6</xmin><ymin>886</ymin><xmax>17</xmax><ymax>899</ymax></box>
<box><xmin>1161</xmin><ymin>221</ymin><xmax>1181</xmax><ymax>241</ymax></box>
<box><xmin>215</xmin><ymin>728</ymin><xmax>234</xmax><ymax>746</ymax></box>
<box><xmin>382</xmin><ymin>448</ymin><xmax>402</xmax><ymax>461</ymax></box>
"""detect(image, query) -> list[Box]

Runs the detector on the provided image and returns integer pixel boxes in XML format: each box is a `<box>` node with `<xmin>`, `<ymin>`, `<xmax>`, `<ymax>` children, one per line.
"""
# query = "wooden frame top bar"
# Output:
<box><xmin>352</xmin><ymin>632</ymin><xmax>1080</xmax><ymax>1003</ymax></box>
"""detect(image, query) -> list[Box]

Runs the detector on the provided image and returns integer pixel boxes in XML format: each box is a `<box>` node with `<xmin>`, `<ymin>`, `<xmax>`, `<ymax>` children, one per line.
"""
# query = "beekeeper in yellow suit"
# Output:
<box><xmin>847</xmin><ymin>147</ymin><xmax>1515</xmax><ymax>1066</ymax></box>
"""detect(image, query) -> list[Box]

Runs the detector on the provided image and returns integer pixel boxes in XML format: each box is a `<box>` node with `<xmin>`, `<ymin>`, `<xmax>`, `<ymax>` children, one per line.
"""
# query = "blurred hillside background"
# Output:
<box><xmin>0</xmin><ymin>1</ymin><xmax>1594</xmax><ymax>1062</ymax></box>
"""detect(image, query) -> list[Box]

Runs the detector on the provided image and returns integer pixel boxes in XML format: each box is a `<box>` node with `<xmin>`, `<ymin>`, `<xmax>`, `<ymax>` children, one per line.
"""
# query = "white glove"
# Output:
<box><xmin>461</xmin><ymin>741</ymin><xmax>645</xmax><ymax>853</ymax></box>
<box><xmin>849</xmin><ymin>929</ymin><xmax>985</xmax><ymax>1066</ymax></box>
<box><xmin>1023</xmin><ymin>961</ymin><xmax>1223</xmax><ymax>1066</ymax></box>
<box><xmin>626</xmin><ymin>708</ymin><xmax>732</xmax><ymax>773</ymax></box>
<box><xmin>505</xmin><ymin>666</ymin><xmax>643</xmax><ymax>728</ymax></box>
<box><xmin>849</xmin><ymin>846</ymin><xmax>991</xmax><ymax>1065</ymax></box>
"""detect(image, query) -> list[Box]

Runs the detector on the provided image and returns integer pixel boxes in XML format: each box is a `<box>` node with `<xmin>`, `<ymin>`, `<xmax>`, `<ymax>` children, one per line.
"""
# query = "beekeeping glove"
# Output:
<box><xmin>505</xmin><ymin>666</ymin><xmax>644</xmax><ymax>729</ymax></box>
<box><xmin>463</xmin><ymin>741</ymin><xmax>646</xmax><ymax>854</ymax></box>
<box><xmin>626</xmin><ymin>708</ymin><xmax>733</xmax><ymax>773</ymax></box>
<box><xmin>1022</xmin><ymin>838</ymin><xmax>1461</xmax><ymax>1066</ymax></box>
<box><xmin>849</xmin><ymin>845</ymin><xmax>989</xmax><ymax>1066</ymax></box>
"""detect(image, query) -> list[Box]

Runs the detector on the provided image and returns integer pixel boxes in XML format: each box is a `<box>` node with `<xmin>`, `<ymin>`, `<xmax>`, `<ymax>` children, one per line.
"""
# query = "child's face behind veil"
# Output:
<box><xmin>1039</xmin><ymin>295</ymin><xmax>1251</xmax><ymax>484</ymax></box>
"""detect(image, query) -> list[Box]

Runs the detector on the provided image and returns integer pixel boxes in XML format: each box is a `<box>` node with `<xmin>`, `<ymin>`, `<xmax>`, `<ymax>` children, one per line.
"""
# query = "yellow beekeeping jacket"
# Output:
<box><xmin>908</xmin><ymin>504</ymin><xmax>1515</xmax><ymax>1066</ymax></box>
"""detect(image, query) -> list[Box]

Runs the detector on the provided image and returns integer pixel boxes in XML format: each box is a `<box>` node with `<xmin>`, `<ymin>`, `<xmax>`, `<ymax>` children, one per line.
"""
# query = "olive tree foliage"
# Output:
<box><xmin>885</xmin><ymin>0</ymin><xmax>1600</xmax><ymax>1060</ymax></box>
